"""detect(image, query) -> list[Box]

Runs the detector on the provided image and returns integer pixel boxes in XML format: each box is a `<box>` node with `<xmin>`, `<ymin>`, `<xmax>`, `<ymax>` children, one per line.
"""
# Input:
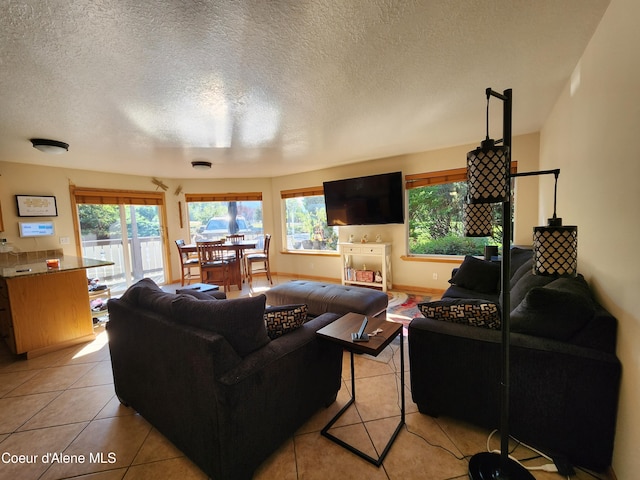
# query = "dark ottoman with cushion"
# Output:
<box><xmin>266</xmin><ymin>280</ymin><xmax>388</xmax><ymax>318</ymax></box>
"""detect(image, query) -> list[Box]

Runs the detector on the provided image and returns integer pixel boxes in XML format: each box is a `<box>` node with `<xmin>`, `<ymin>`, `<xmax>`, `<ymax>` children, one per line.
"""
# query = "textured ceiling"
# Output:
<box><xmin>0</xmin><ymin>0</ymin><xmax>609</xmax><ymax>179</ymax></box>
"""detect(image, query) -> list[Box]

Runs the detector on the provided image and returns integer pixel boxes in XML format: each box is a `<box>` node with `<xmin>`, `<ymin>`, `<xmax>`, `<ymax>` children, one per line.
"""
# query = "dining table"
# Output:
<box><xmin>180</xmin><ymin>240</ymin><xmax>257</xmax><ymax>289</ymax></box>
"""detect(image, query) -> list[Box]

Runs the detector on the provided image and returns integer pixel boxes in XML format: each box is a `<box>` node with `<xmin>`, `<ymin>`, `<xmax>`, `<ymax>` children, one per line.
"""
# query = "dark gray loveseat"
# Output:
<box><xmin>408</xmin><ymin>248</ymin><xmax>621</xmax><ymax>471</ymax></box>
<box><xmin>107</xmin><ymin>279</ymin><xmax>343</xmax><ymax>479</ymax></box>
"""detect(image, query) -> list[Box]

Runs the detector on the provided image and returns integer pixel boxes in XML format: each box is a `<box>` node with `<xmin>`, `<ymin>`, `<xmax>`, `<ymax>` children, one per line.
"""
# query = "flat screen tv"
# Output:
<box><xmin>323</xmin><ymin>171</ymin><xmax>404</xmax><ymax>226</ymax></box>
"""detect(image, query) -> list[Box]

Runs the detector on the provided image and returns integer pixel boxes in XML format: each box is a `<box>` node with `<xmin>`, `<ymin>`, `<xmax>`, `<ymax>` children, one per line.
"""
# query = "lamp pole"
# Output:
<box><xmin>498</xmin><ymin>88</ymin><xmax>513</xmax><ymax>474</ymax></box>
<box><xmin>468</xmin><ymin>88</ymin><xmax>535</xmax><ymax>480</ymax></box>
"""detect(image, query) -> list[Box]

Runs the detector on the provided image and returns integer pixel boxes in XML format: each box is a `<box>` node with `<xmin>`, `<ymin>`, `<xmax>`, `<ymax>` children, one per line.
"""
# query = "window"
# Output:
<box><xmin>185</xmin><ymin>193</ymin><xmax>264</xmax><ymax>246</ymax></box>
<box><xmin>405</xmin><ymin>166</ymin><xmax>515</xmax><ymax>256</ymax></box>
<box><xmin>281</xmin><ymin>187</ymin><xmax>338</xmax><ymax>252</ymax></box>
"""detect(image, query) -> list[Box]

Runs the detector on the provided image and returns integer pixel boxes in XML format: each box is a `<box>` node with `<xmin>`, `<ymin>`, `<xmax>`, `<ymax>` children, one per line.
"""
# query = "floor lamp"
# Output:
<box><xmin>465</xmin><ymin>88</ymin><xmax>577</xmax><ymax>479</ymax></box>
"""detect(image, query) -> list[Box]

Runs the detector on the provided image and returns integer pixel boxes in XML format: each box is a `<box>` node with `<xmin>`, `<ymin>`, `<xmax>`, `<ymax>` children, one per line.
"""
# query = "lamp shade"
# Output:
<box><xmin>467</xmin><ymin>139</ymin><xmax>509</xmax><ymax>204</ymax></box>
<box><xmin>464</xmin><ymin>202</ymin><xmax>494</xmax><ymax>237</ymax></box>
<box><xmin>533</xmin><ymin>221</ymin><xmax>578</xmax><ymax>276</ymax></box>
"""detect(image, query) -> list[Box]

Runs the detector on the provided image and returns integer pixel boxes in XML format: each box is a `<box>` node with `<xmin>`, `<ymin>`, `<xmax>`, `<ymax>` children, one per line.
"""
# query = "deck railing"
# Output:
<box><xmin>83</xmin><ymin>236</ymin><xmax>165</xmax><ymax>293</ymax></box>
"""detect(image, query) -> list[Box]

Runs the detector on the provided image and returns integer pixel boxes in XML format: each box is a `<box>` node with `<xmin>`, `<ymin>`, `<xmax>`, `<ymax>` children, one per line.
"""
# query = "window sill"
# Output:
<box><xmin>400</xmin><ymin>255</ymin><xmax>464</xmax><ymax>264</ymax></box>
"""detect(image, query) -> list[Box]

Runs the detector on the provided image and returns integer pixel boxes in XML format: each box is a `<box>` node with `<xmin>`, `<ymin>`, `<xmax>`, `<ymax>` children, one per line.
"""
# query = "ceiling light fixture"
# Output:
<box><xmin>30</xmin><ymin>138</ymin><xmax>69</xmax><ymax>154</ymax></box>
<box><xmin>191</xmin><ymin>160</ymin><xmax>212</xmax><ymax>170</ymax></box>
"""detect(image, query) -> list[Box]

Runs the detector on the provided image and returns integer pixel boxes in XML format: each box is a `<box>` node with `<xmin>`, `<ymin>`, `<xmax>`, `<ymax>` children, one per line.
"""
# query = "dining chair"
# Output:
<box><xmin>226</xmin><ymin>233</ymin><xmax>245</xmax><ymax>243</ymax></box>
<box><xmin>196</xmin><ymin>240</ymin><xmax>236</xmax><ymax>292</ymax></box>
<box><xmin>175</xmin><ymin>239</ymin><xmax>199</xmax><ymax>286</ymax></box>
<box><xmin>226</xmin><ymin>233</ymin><xmax>247</xmax><ymax>276</ymax></box>
<box><xmin>245</xmin><ymin>234</ymin><xmax>272</xmax><ymax>288</ymax></box>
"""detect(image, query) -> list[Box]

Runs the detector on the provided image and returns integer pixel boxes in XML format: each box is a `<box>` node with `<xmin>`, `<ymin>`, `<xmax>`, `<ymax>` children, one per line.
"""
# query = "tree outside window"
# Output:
<box><xmin>78</xmin><ymin>204</ymin><xmax>160</xmax><ymax>239</ymax></box>
<box><xmin>283</xmin><ymin>193</ymin><xmax>338</xmax><ymax>251</ymax></box>
<box><xmin>408</xmin><ymin>180</ymin><xmax>502</xmax><ymax>256</ymax></box>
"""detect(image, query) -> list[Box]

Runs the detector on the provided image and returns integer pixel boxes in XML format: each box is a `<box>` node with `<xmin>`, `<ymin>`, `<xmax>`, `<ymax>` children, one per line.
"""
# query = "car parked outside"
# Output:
<box><xmin>193</xmin><ymin>216</ymin><xmax>251</xmax><ymax>242</ymax></box>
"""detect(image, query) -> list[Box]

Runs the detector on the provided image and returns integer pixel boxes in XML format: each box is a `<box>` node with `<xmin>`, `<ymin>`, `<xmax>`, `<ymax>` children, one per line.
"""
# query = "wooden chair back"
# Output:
<box><xmin>226</xmin><ymin>234</ymin><xmax>245</xmax><ymax>244</ymax></box>
<box><xmin>246</xmin><ymin>234</ymin><xmax>272</xmax><ymax>288</ymax></box>
<box><xmin>196</xmin><ymin>240</ymin><xmax>226</xmax><ymax>264</ymax></box>
<box><xmin>262</xmin><ymin>234</ymin><xmax>271</xmax><ymax>256</ymax></box>
<box><xmin>175</xmin><ymin>239</ymin><xmax>199</xmax><ymax>285</ymax></box>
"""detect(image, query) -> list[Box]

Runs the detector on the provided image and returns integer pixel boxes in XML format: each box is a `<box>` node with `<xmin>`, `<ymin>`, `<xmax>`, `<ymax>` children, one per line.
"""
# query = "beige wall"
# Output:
<box><xmin>539</xmin><ymin>0</ymin><xmax>639</xmax><ymax>476</ymax></box>
<box><xmin>0</xmin><ymin>132</ymin><xmax>540</xmax><ymax>291</ymax></box>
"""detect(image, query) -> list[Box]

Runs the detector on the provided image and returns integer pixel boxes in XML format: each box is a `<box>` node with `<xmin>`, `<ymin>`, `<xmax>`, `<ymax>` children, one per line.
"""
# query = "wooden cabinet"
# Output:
<box><xmin>0</xmin><ymin>278</ymin><xmax>17</xmax><ymax>353</ymax></box>
<box><xmin>339</xmin><ymin>242</ymin><xmax>392</xmax><ymax>291</ymax></box>
<box><xmin>0</xmin><ymin>269</ymin><xmax>95</xmax><ymax>358</ymax></box>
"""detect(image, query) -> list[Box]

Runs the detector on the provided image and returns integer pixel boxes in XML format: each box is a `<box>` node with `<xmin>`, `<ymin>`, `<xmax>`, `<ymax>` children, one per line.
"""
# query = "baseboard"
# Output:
<box><xmin>387</xmin><ymin>283</ymin><xmax>446</xmax><ymax>297</ymax></box>
<box><xmin>273</xmin><ymin>272</ymin><xmax>340</xmax><ymax>284</ymax></box>
<box><xmin>25</xmin><ymin>333</ymin><xmax>96</xmax><ymax>359</ymax></box>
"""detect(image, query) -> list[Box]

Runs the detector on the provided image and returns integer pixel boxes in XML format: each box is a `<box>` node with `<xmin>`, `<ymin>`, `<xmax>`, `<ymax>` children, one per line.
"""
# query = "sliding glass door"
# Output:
<box><xmin>71</xmin><ymin>187</ymin><xmax>169</xmax><ymax>294</ymax></box>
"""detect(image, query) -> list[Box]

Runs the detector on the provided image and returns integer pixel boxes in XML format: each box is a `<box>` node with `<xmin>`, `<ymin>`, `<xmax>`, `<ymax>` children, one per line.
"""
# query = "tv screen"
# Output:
<box><xmin>323</xmin><ymin>172</ymin><xmax>404</xmax><ymax>226</ymax></box>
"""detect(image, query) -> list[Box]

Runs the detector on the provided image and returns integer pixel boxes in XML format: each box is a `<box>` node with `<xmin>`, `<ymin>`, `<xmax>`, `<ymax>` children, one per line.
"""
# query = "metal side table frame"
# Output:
<box><xmin>316</xmin><ymin>313</ymin><xmax>405</xmax><ymax>466</ymax></box>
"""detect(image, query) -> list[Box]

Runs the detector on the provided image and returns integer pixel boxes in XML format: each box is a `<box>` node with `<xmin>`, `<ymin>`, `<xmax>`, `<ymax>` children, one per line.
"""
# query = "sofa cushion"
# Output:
<box><xmin>264</xmin><ymin>304</ymin><xmax>308</xmax><ymax>340</ymax></box>
<box><xmin>510</xmin><ymin>247</ymin><xmax>533</xmax><ymax>277</ymax></box>
<box><xmin>510</xmin><ymin>257</ymin><xmax>532</xmax><ymax>289</ymax></box>
<box><xmin>137</xmin><ymin>287</ymin><xmax>179</xmax><ymax>314</ymax></box>
<box><xmin>118</xmin><ymin>277</ymin><xmax>162</xmax><ymax>305</ymax></box>
<box><xmin>419</xmin><ymin>299</ymin><xmax>501</xmax><ymax>330</ymax></box>
<box><xmin>509</xmin><ymin>263</ymin><xmax>555</xmax><ymax>312</ymax></box>
<box><xmin>449</xmin><ymin>255</ymin><xmax>500</xmax><ymax>294</ymax></box>
<box><xmin>511</xmin><ymin>275</ymin><xmax>595</xmax><ymax>341</ymax></box>
<box><xmin>171</xmin><ymin>294</ymin><xmax>270</xmax><ymax>357</ymax></box>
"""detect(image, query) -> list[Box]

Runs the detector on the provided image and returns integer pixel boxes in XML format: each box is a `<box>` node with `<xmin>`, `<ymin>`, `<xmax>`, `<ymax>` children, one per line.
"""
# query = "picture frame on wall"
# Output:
<box><xmin>15</xmin><ymin>195</ymin><xmax>58</xmax><ymax>217</ymax></box>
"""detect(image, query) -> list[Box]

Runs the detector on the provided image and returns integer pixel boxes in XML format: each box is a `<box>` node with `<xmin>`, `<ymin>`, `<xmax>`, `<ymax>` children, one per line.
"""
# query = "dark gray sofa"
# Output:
<box><xmin>106</xmin><ymin>279</ymin><xmax>343</xmax><ymax>480</ymax></box>
<box><xmin>408</xmin><ymin>248</ymin><xmax>621</xmax><ymax>471</ymax></box>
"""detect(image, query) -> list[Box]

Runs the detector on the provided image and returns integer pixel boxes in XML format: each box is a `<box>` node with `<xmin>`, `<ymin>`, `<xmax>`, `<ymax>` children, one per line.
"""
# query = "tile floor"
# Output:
<box><xmin>0</xmin><ymin>275</ymin><xmax>613</xmax><ymax>480</ymax></box>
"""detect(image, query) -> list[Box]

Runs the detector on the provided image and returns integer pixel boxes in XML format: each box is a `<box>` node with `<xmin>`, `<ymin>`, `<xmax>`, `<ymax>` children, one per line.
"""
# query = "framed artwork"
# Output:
<box><xmin>15</xmin><ymin>195</ymin><xmax>58</xmax><ymax>217</ymax></box>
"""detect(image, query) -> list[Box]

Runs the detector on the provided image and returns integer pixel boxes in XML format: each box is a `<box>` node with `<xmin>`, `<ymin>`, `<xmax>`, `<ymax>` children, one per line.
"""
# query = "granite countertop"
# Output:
<box><xmin>0</xmin><ymin>256</ymin><xmax>114</xmax><ymax>278</ymax></box>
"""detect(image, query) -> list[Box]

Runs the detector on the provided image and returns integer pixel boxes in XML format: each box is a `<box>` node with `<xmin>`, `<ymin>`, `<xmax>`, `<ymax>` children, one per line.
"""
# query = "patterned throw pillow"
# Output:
<box><xmin>419</xmin><ymin>299</ymin><xmax>501</xmax><ymax>330</ymax></box>
<box><xmin>264</xmin><ymin>304</ymin><xmax>308</xmax><ymax>339</ymax></box>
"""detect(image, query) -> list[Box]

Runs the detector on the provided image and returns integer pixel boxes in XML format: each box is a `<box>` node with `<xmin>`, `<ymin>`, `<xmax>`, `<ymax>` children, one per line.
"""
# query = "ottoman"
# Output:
<box><xmin>266</xmin><ymin>280</ymin><xmax>388</xmax><ymax>318</ymax></box>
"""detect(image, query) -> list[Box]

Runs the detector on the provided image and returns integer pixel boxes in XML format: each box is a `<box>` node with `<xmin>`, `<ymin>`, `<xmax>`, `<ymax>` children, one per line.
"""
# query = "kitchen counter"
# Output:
<box><xmin>0</xmin><ymin>256</ymin><xmax>112</xmax><ymax>278</ymax></box>
<box><xmin>0</xmin><ymin>256</ymin><xmax>114</xmax><ymax>358</ymax></box>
